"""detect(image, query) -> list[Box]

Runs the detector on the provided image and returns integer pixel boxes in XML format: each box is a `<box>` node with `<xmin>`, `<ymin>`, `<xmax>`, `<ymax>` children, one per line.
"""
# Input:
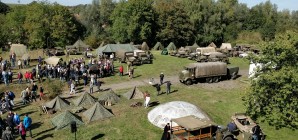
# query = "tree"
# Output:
<box><xmin>155</xmin><ymin>0</ymin><xmax>195</xmax><ymax>47</ymax></box>
<box><xmin>246</xmin><ymin>30</ymin><xmax>298</xmax><ymax>129</ymax></box>
<box><xmin>0</xmin><ymin>1</ymin><xmax>10</xmax><ymax>14</ymax></box>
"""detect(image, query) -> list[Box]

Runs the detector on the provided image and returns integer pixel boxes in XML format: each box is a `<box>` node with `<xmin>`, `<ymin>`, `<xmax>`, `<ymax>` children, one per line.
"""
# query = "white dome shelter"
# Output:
<box><xmin>148</xmin><ymin>101</ymin><xmax>211</xmax><ymax>129</ymax></box>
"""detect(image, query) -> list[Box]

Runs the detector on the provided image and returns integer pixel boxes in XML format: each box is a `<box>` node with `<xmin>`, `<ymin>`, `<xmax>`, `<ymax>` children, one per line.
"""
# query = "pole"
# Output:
<box><xmin>75</xmin><ymin>131</ymin><xmax>76</xmax><ymax>140</ymax></box>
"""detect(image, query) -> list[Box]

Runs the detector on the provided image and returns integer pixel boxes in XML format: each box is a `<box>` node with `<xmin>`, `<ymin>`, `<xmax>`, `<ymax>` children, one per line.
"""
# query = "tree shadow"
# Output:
<box><xmin>35</xmin><ymin>133</ymin><xmax>54</xmax><ymax>140</ymax></box>
<box><xmin>91</xmin><ymin>134</ymin><xmax>105</xmax><ymax>140</ymax></box>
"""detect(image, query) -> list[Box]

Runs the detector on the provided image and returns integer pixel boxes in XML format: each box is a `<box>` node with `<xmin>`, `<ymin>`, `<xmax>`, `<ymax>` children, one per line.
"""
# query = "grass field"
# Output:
<box><xmin>0</xmin><ymin>51</ymin><xmax>297</xmax><ymax>140</ymax></box>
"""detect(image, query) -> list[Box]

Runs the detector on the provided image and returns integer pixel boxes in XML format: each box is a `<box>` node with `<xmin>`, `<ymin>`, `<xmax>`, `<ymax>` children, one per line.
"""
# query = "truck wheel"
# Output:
<box><xmin>231</xmin><ymin>72</ymin><xmax>237</xmax><ymax>80</ymax></box>
<box><xmin>223</xmin><ymin>136</ymin><xmax>233</xmax><ymax>140</ymax></box>
<box><xmin>206</xmin><ymin>78</ymin><xmax>212</xmax><ymax>83</ymax></box>
<box><xmin>186</xmin><ymin>79</ymin><xmax>192</xmax><ymax>85</ymax></box>
<box><xmin>212</xmin><ymin>77</ymin><xmax>219</xmax><ymax>83</ymax></box>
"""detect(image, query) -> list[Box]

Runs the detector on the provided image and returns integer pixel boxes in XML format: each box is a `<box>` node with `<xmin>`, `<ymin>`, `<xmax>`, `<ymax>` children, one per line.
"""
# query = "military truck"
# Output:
<box><xmin>170</xmin><ymin>115</ymin><xmax>235</xmax><ymax>140</ymax></box>
<box><xmin>179</xmin><ymin>62</ymin><xmax>239</xmax><ymax>85</ymax></box>
<box><xmin>188</xmin><ymin>47</ymin><xmax>216</xmax><ymax>60</ymax></box>
<box><xmin>116</xmin><ymin>49</ymin><xmax>133</xmax><ymax>63</ymax></box>
<box><xmin>134</xmin><ymin>50</ymin><xmax>152</xmax><ymax>64</ymax></box>
<box><xmin>197</xmin><ymin>52</ymin><xmax>229</xmax><ymax>63</ymax></box>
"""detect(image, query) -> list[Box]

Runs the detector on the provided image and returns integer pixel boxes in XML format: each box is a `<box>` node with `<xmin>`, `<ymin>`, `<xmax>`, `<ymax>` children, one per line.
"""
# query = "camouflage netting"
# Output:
<box><xmin>83</xmin><ymin>102</ymin><xmax>114</xmax><ymax>122</ymax></box>
<box><xmin>51</xmin><ymin>111</ymin><xmax>84</xmax><ymax>129</ymax></box>
<box><xmin>123</xmin><ymin>86</ymin><xmax>144</xmax><ymax>100</ymax></box>
<box><xmin>98</xmin><ymin>90</ymin><xmax>120</xmax><ymax>104</ymax></box>
<box><xmin>147</xmin><ymin>101</ymin><xmax>211</xmax><ymax>129</ymax></box>
<box><xmin>73</xmin><ymin>93</ymin><xmax>96</xmax><ymax>107</ymax></box>
<box><xmin>44</xmin><ymin>96</ymin><xmax>71</xmax><ymax>111</ymax></box>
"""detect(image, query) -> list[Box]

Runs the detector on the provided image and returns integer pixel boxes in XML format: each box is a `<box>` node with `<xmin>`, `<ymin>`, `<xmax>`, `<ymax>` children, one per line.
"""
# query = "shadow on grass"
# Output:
<box><xmin>31</xmin><ymin>122</ymin><xmax>43</xmax><ymax>129</ymax></box>
<box><xmin>149</xmin><ymin>101</ymin><xmax>160</xmax><ymax>107</ymax></box>
<box><xmin>33</xmin><ymin>127</ymin><xmax>55</xmax><ymax>138</ymax></box>
<box><xmin>35</xmin><ymin>133</ymin><xmax>54</xmax><ymax>140</ymax></box>
<box><xmin>13</xmin><ymin>103</ymin><xmax>30</xmax><ymax>111</ymax></box>
<box><xmin>19</xmin><ymin>110</ymin><xmax>37</xmax><ymax>116</ymax></box>
<box><xmin>91</xmin><ymin>134</ymin><xmax>105</xmax><ymax>140</ymax></box>
<box><xmin>133</xmin><ymin>75</ymin><xmax>142</xmax><ymax>78</ymax></box>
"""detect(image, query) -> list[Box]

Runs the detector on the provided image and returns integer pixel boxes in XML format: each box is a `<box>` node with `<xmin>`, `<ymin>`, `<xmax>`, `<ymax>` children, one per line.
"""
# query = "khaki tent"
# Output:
<box><xmin>44</xmin><ymin>56</ymin><xmax>62</xmax><ymax>66</ymax></box>
<box><xmin>193</xmin><ymin>42</ymin><xmax>200</xmax><ymax>48</ymax></box>
<box><xmin>208</xmin><ymin>42</ymin><xmax>217</xmax><ymax>48</ymax></box>
<box><xmin>83</xmin><ymin>102</ymin><xmax>114</xmax><ymax>122</ymax></box>
<box><xmin>166</xmin><ymin>42</ymin><xmax>176</xmax><ymax>51</ymax></box>
<box><xmin>22</xmin><ymin>53</ymin><xmax>30</xmax><ymax>60</ymax></box>
<box><xmin>73</xmin><ymin>93</ymin><xmax>96</xmax><ymax>106</ymax></box>
<box><xmin>97</xmin><ymin>44</ymin><xmax>138</xmax><ymax>55</ymax></box>
<box><xmin>66</xmin><ymin>39</ymin><xmax>90</xmax><ymax>52</ymax></box>
<box><xmin>153</xmin><ymin>42</ymin><xmax>164</xmax><ymax>50</ymax></box>
<box><xmin>123</xmin><ymin>86</ymin><xmax>144</xmax><ymax>100</ymax></box>
<box><xmin>220</xmin><ymin>43</ymin><xmax>232</xmax><ymax>50</ymax></box>
<box><xmin>98</xmin><ymin>90</ymin><xmax>120</xmax><ymax>105</ymax></box>
<box><xmin>51</xmin><ymin>111</ymin><xmax>84</xmax><ymax>129</ymax></box>
<box><xmin>10</xmin><ymin>44</ymin><xmax>28</xmax><ymax>57</ymax></box>
<box><xmin>141</xmin><ymin>42</ymin><xmax>150</xmax><ymax>51</ymax></box>
<box><xmin>44</xmin><ymin>96</ymin><xmax>71</xmax><ymax>111</ymax></box>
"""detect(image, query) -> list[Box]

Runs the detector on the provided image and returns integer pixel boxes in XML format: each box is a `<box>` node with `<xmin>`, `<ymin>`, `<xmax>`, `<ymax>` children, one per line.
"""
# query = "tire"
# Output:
<box><xmin>206</xmin><ymin>78</ymin><xmax>212</xmax><ymax>83</ymax></box>
<box><xmin>212</xmin><ymin>77</ymin><xmax>219</xmax><ymax>83</ymax></box>
<box><xmin>231</xmin><ymin>72</ymin><xmax>237</xmax><ymax>80</ymax></box>
<box><xmin>223</xmin><ymin>136</ymin><xmax>233</xmax><ymax>140</ymax></box>
<box><xmin>186</xmin><ymin>79</ymin><xmax>192</xmax><ymax>85</ymax></box>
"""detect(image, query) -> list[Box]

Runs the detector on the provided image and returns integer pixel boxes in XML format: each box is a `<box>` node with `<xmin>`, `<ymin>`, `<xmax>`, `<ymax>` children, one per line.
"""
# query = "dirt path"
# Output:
<box><xmin>63</xmin><ymin>69</ymin><xmax>249</xmax><ymax>95</ymax></box>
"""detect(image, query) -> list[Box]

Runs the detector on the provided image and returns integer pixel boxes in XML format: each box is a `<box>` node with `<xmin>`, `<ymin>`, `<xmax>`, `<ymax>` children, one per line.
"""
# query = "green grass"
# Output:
<box><xmin>0</xmin><ymin>50</ymin><xmax>297</xmax><ymax>140</ymax></box>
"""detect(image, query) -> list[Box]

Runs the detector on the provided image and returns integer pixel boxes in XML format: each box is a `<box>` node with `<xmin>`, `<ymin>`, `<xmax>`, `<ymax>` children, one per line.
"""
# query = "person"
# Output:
<box><xmin>252</xmin><ymin>122</ymin><xmax>261</xmax><ymax>140</ymax></box>
<box><xmin>89</xmin><ymin>80</ymin><xmax>94</xmax><ymax>94</ymax></box>
<box><xmin>18</xmin><ymin>59</ymin><xmax>22</xmax><ymax>69</ymax></box>
<box><xmin>17</xmin><ymin>72</ymin><xmax>23</xmax><ymax>84</ymax></box>
<box><xmin>17</xmin><ymin>122</ymin><xmax>26</xmax><ymax>140</ymax></box>
<box><xmin>156</xmin><ymin>84</ymin><xmax>161</xmax><ymax>96</ymax></box>
<box><xmin>23</xmin><ymin>114</ymin><xmax>32</xmax><ymax>138</ymax></box>
<box><xmin>13</xmin><ymin>112</ymin><xmax>20</xmax><ymax>127</ymax></box>
<box><xmin>160</xmin><ymin>73</ymin><xmax>164</xmax><ymax>84</ymax></box>
<box><xmin>1</xmin><ymin>127</ymin><xmax>14</xmax><ymax>140</ymax></box>
<box><xmin>145</xmin><ymin>92</ymin><xmax>150</xmax><ymax>108</ymax></box>
<box><xmin>227</xmin><ymin>121</ymin><xmax>237</xmax><ymax>132</ymax></box>
<box><xmin>166</xmin><ymin>81</ymin><xmax>171</xmax><ymax>94</ymax></box>
<box><xmin>6</xmin><ymin>114</ymin><xmax>14</xmax><ymax>135</ymax></box>
<box><xmin>31</xmin><ymin>83</ymin><xmax>38</xmax><ymax>102</ymax></box>
<box><xmin>119</xmin><ymin>65</ymin><xmax>123</xmax><ymax>76</ymax></box>
<box><xmin>70</xmin><ymin>82</ymin><xmax>76</xmax><ymax>95</ymax></box>
<box><xmin>39</xmin><ymin>86</ymin><xmax>44</xmax><ymax>100</ymax></box>
<box><xmin>161</xmin><ymin>123</ymin><xmax>171</xmax><ymax>140</ymax></box>
<box><xmin>21</xmin><ymin>90</ymin><xmax>28</xmax><ymax>105</ymax></box>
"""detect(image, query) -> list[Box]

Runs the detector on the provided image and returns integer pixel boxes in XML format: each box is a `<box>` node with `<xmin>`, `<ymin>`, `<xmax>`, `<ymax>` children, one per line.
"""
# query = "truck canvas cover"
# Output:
<box><xmin>186</xmin><ymin>62</ymin><xmax>227</xmax><ymax>77</ymax></box>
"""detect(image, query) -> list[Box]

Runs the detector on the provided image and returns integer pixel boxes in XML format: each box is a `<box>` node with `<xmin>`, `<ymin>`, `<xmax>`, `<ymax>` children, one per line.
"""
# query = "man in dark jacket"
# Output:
<box><xmin>6</xmin><ymin>114</ymin><xmax>14</xmax><ymax>135</ymax></box>
<box><xmin>159</xmin><ymin>73</ymin><xmax>164</xmax><ymax>85</ymax></box>
<box><xmin>1</xmin><ymin>127</ymin><xmax>14</xmax><ymax>140</ymax></box>
<box><xmin>156</xmin><ymin>84</ymin><xmax>161</xmax><ymax>96</ymax></box>
<box><xmin>166</xmin><ymin>81</ymin><xmax>171</xmax><ymax>94</ymax></box>
<box><xmin>161</xmin><ymin>123</ymin><xmax>171</xmax><ymax>140</ymax></box>
<box><xmin>252</xmin><ymin>123</ymin><xmax>261</xmax><ymax>140</ymax></box>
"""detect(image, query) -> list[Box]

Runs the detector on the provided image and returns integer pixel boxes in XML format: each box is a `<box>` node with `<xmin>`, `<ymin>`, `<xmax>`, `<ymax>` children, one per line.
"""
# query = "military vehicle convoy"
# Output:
<box><xmin>179</xmin><ymin>62</ymin><xmax>239</xmax><ymax>85</ymax></box>
<box><xmin>115</xmin><ymin>49</ymin><xmax>152</xmax><ymax>65</ymax></box>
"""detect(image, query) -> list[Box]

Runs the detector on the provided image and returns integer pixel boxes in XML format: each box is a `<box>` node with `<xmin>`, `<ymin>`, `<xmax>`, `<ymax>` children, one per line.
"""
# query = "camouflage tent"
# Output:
<box><xmin>98</xmin><ymin>90</ymin><xmax>120</xmax><ymax>105</ymax></box>
<box><xmin>141</xmin><ymin>42</ymin><xmax>150</xmax><ymax>51</ymax></box>
<box><xmin>10</xmin><ymin>44</ymin><xmax>28</xmax><ymax>57</ymax></box>
<box><xmin>83</xmin><ymin>102</ymin><xmax>114</xmax><ymax>122</ymax></box>
<box><xmin>44</xmin><ymin>56</ymin><xmax>62</xmax><ymax>66</ymax></box>
<box><xmin>66</xmin><ymin>39</ymin><xmax>90</xmax><ymax>52</ymax></box>
<box><xmin>73</xmin><ymin>93</ymin><xmax>96</xmax><ymax>107</ymax></box>
<box><xmin>51</xmin><ymin>110</ymin><xmax>84</xmax><ymax>129</ymax></box>
<box><xmin>166</xmin><ymin>42</ymin><xmax>176</xmax><ymax>51</ymax></box>
<box><xmin>97</xmin><ymin>44</ymin><xmax>138</xmax><ymax>55</ymax></box>
<box><xmin>208</xmin><ymin>42</ymin><xmax>217</xmax><ymax>48</ymax></box>
<box><xmin>44</xmin><ymin>96</ymin><xmax>71</xmax><ymax>111</ymax></box>
<box><xmin>123</xmin><ymin>86</ymin><xmax>144</xmax><ymax>100</ymax></box>
<box><xmin>153</xmin><ymin>42</ymin><xmax>164</xmax><ymax>50</ymax></box>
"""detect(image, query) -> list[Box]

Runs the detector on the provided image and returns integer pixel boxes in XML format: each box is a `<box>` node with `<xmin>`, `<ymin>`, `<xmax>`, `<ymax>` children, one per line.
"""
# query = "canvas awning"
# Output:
<box><xmin>97</xmin><ymin>44</ymin><xmax>138</xmax><ymax>55</ymax></box>
<box><xmin>44</xmin><ymin>56</ymin><xmax>62</xmax><ymax>66</ymax></box>
<box><xmin>171</xmin><ymin>115</ymin><xmax>216</xmax><ymax>131</ymax></box>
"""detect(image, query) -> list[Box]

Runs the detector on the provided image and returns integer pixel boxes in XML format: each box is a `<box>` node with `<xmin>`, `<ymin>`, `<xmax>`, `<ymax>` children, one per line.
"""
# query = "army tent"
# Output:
<box><xmin>22</xmin><ymin>53</ymin><xmax>30</xmax><ymax>60</ymax></box>
<box><xmin>66</xmin><ymin>39</ymin><xmax>90</xmax><ymax>52</ymax></box>
<box><xmin>123</xmin><ymin>86</ymin><xmax>144</xmax><ymax>99</ymax></box>
<box><xmin>44</xmin><ymin>56</ymin><xmax>62</xmax><ymax>66</ymax></box>
<box><xmin>97</xmin><ymin>44</ymin><xmax>138</xmax><ymax>55</ymax></box>
<box><xmin>153</xmin><ymin>42</ymin><xmax>164</xmax><ymax>50</ymax></box>
<box><xmin>51</xmin><ymin>111</ymin><xmax>84</xmax><ymax>129</ymax></box>
<box><xmin>192</xmin><ymin>42</ymin><xmax>200</xmax><ymax>48</ymax></box>
<box><xmin>44</xmin><ymin>96</ymin><xmax>71</xmax><ymax>111</ymax></box>
<box><xmin>10</xmin><ymin>44</ymin><xmax>28</xmax><ymax>57</ymax></box>
<box><xmin>166</xmin><ymin>42</ymin><xmax>176</xmax><ymax>51</ymax></box>
<box><xmin>141</xmin><ymin>42</ymin><xmax>150</xmax><ymax>51</ymax></box>
<box><xmin>83</xmin><ymin>102</ymin><xmax>114</xmax><ymax>122</ymax></box>
<box><xmin>208</xmin><ymin>42</ymin><xmax>217</xmax><ymax>48</ymax></box>
<box><xmin>98</xmin><ymin>90</ymin><xmax>120</xmax><ymax>105</ymax></box>
<box><xmin>73</xmin><ymin>93</ymin><xmax>96</xmax><ymax>106</ymax></box>
<box><xmin>220</xmin><ymin>43</ymin><xmax>232</xmax><ymax>50</ymax></box>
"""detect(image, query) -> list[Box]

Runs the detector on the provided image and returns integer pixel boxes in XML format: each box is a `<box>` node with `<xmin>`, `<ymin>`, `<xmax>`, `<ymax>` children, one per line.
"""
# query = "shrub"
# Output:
<box><xmin>43</xmin><ymin>79</ymin><xmax>65</xmax><ymax>100</ymax></box>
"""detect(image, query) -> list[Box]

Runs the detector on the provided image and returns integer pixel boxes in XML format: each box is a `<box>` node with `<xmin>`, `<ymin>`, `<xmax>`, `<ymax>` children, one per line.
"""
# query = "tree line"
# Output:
<box><xmin>0</xmin><ymin>0</ymin><xmax>298</xmax><ymax>49</ymax></box>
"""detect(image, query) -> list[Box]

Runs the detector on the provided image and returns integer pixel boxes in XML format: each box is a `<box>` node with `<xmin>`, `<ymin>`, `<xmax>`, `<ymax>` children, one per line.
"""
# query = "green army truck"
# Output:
<box><xmin>179</xmin><ymin>62</ymin><xmax>239</xmax><ymax>85</ymax></box>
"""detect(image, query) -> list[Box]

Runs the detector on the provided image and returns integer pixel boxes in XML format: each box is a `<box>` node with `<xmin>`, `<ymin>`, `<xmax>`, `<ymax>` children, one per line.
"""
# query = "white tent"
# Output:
<box><xmin>147</xmin><ymin>101</ymin><xmax>211</xmax><ymax>129</ymax></box>
<box><xmin>220</xmin><ymin>43</ymin><xmax>232</xmax><ymax>50</ymax></box>
<box><xmin>44</xmin><ymin>56</ymin><xmax>62</xmax><ymax>66</ymax></box>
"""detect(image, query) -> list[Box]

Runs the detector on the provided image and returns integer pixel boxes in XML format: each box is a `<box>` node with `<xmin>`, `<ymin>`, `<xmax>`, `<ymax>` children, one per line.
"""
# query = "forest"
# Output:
<box><xmin>0</xmin><ymin>0</ymin><xmax>298</xmax><ymax>49</ymax></box>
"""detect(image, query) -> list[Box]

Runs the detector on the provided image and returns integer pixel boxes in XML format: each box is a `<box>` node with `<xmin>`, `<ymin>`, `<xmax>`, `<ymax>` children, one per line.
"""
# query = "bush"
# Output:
<box><xmin>44</xmin><ymin>79</ymin><xmax>65</xmax><ymax>100</ymax></box>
